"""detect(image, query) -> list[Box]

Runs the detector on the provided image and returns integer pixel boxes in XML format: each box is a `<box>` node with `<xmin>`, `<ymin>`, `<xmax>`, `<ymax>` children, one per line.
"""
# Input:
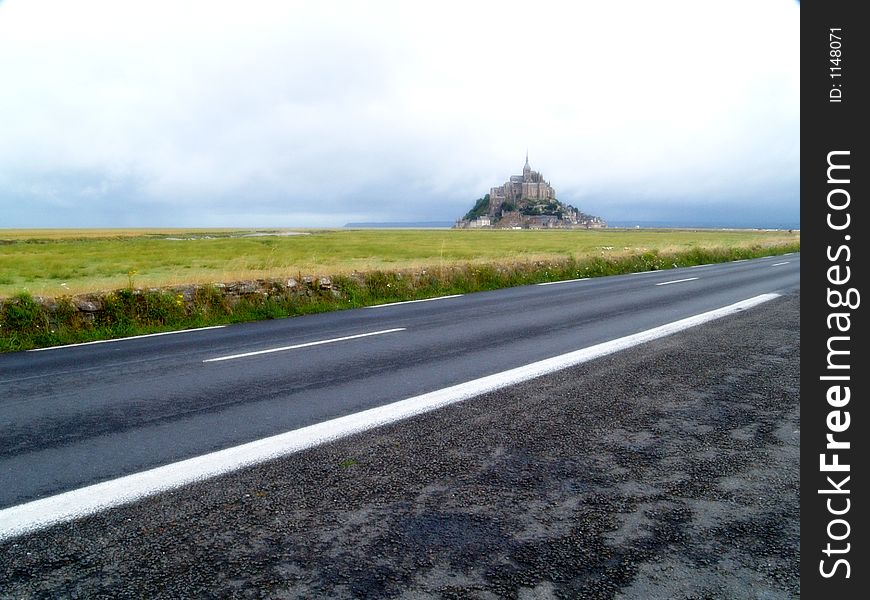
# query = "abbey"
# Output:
<box><xmin>456</xmin><ymin>154</ymin><xmax>605</xmax><ymax>229</ymax></box>
<box><xmin>488</xmin><ymin>153</ymin><xmax>557</xmax><ymax>215</ymax></box>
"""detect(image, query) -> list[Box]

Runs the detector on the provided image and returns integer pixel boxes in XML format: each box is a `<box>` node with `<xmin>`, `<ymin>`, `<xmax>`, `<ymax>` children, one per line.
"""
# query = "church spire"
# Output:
<box><xmin>524</xmin><ymin>150</ymin><xmax>530</xmax><ymax>169</ymax></box>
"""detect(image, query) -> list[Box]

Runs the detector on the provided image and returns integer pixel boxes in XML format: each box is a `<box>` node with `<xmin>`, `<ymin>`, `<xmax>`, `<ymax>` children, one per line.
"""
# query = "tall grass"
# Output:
<box><xmin>0</xmin><ymin>228</ymin><xmax>799</xmax><ymax>298</ymax></box>
<box><xmin>0</xmin><ymin>240</ymin><xmax>799</xmax><ymax>352</ymax></box>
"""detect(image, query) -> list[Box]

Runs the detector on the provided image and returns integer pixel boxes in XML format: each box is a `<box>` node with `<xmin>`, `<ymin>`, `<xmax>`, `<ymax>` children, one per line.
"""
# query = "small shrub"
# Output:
<box><xmin>98</xmin><ymin>291</ymin><xmax>135</xmax><ymax>327</ymax></box>
<box><xmin>0</xmin><ymin>292</ymin><xmax>48</xmax><ymax>332</ymax></box>
<box><xmin>194</xmin><ymin>285</ymin><xmax>231</xmax><ymax>317</ymax></box>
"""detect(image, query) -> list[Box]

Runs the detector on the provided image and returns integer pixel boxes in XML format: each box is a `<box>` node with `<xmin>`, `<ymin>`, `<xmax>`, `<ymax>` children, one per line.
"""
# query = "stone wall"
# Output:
<box><xmin>2</xmin><ymin>276</ymin><xmax>343</xmax><ymax>327</ymax></box>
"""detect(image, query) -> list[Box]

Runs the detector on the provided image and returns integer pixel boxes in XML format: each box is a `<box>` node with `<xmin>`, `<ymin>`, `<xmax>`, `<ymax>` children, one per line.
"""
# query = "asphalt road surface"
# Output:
<box><xmin>0</xmin><ymin>285</ymin><xmax>799</xmax><ymax>598</ymax></box>
<box><xmin>0</xmin><ymin>255</ymin><xmax>799</xmax><ymax>598</ymax></box>
<box><xmin>0</xmin><ymin>254</ymin><xmax>799</xmax><ymax>511</ymax></box>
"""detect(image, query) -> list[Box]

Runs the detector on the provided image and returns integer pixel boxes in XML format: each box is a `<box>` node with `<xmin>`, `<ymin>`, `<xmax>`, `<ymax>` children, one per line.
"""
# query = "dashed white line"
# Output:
<box><xmin>365</xmin><ymin>295</ymin><xmax>463</xmax><ymax>308</ymax></box>
<box><xmin>771</xmin><ymin>262</ymin><xmax>790</xmax><ymax>267</ymax></box>
<box><xmin>28</xmin><ymin>326</ymin><xmax>227</xmax><ymax>352</ymax></box>
<box><xmin>655</xmin><ymin>277</ymin><xmax>699</xmax><ymax>286</ymax></box>
<box><xmin>0</xmin><ymin>293</ymin><xmax>781</xmax><ymax>542</ymax></box>
<box><xmin>537</xmin><ymin>278</ymin><xmax>589</xmax><ymax>286</ymax></box>
<box><xmin>203</xmin><ymin>328</ymin><xmax>406</xmax><ymax>363</ymax></box>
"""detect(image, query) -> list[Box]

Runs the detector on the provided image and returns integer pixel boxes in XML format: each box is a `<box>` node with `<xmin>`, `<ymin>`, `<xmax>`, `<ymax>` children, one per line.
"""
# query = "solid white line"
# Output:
<box><xmin>732</xmin><ymin>259</ymin><xmax>749</xmax><ymax>263</ymax></box>
<box><xmin>771</xmin><ymin>262</ymin><xmax>790</xmax><ymax>267</ymax></box>
<box><xmin>203</xmin><ymin>328</ymin><xmax>406</xmax><ymax>363</ymax></box>
<box><xmin>537</xmin><ymin>278</ymin><xmax>589</xmax><ymax>286</ymax></box>
<box><xmin>28</xmin><ymin>326</ymin><xmax>227</xmax><ymax>352</ymax></box>
<box><xmin>783</xmin><ymin>253</ymin><xmax>794</xmax><ymax>256</ymax></box>
<box><xmin>0</xmin><ymin>293</ymin><xmax>780</xmax><ymax>542</ymax></box>
<box><xmin>689</xmin><ymin>264</ymin><xmax>709</xmax><ymax>269</ymax></box>
<box><xmin>655</xmin><ymin>277</ymin><xmax>699</xmax><ymax>286</ymax></box>
<box><xmin>630</xmin><ymin>271</ymin><xmax>660</xmax><ymax>275</ymax></box>
<box><xmin>365</xmin><ymin>294</ymin><xmax>463</xmax><ymax>308</ymax></box>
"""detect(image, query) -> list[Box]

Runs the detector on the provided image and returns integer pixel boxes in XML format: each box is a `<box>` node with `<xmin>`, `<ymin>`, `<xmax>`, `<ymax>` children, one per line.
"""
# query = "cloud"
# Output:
<box><xmin>0</xmin><ymin>0</ymin><xmax>799</xmax><ymax>227</ymax></box>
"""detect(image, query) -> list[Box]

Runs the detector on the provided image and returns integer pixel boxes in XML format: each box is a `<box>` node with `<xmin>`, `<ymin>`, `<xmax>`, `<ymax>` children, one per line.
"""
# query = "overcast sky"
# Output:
<box><xmin>0</xmin><ymin>0</ymin><xmax>799</xmax><ymax>228</ymax></box>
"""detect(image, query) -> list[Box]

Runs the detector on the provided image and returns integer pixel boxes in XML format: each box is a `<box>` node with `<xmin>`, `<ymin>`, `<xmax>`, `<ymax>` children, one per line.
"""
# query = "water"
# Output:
<box><xmin>344</xmin><ymin>221</ymin><xmax>454</xmax><ymax>228</ymax></box>
<box><xmin>606</xmin><ymin>220</ymin><xmax>799</xmax><ymax>230</ymax></box>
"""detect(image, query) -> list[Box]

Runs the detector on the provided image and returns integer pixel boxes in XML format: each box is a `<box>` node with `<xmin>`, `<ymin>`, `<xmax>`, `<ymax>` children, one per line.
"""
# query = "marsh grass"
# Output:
<box><xmin>0</xmin><ymin>230</ymin><xmax>800</xmax><ymax>352</ymax></box>
<box><xmin>0</xmin><ymin>228</ymin><xmax>799</xmax><ymax>298</ymax></box>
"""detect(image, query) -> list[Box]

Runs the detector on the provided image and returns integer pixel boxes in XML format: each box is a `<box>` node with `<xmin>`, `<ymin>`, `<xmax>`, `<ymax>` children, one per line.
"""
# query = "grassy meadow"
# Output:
<box><xmin>0</xmin><ymin>227</ymin><xmax>800</xmax><ymax>351</ymax></box>
<box><xmin>0</xmin><ymin>227</ymin><xmax>800</xmax><ymax>299</ymax></box>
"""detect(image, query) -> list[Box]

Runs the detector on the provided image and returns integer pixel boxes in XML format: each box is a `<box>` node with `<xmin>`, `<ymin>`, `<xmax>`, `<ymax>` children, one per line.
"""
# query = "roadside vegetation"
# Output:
<box><xmin>0</xmin><ymin>228</ymin><xmax>799</xmax><ymax>352</ymax></box>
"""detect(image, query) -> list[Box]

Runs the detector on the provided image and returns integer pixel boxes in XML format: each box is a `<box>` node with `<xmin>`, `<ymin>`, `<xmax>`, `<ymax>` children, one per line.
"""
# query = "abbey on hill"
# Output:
<box><xmin>454</xmin><ymin>154</ymin><xmax>605</xmax><ymax>229</ymax></box>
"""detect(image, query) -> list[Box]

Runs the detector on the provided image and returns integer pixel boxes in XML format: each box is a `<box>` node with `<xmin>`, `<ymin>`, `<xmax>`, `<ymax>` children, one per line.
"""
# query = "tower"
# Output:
<box><xmin>523</xmin><ymin>151</ymin><xmax>531</xmax><ymax>182</ymax></box>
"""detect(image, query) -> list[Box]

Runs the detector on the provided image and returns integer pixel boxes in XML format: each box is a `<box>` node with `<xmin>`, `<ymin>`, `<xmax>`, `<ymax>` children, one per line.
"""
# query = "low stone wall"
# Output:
<box><xmin>1</xmin><ymin>276</ymin><xmax>343</xmax><ymax>328</ymax></box>
<box><xmin>1</xmin><ymin>242</ymin><xmax>800</xmax><ymax>351</ymax></box>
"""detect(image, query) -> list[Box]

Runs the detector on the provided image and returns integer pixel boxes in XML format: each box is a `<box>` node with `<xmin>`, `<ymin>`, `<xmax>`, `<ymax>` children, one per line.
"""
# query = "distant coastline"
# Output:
<box><xmin>606</xmin><ymin>220</ymin><xmax>800</xmax><ymax>230</ymax></box>
<box><xmin>344</xmin><ymin>220</ymin><xmax>799</xmax><ymax>230</ymax></box>
<box><xmin>344</xmin><ymin>221</ymin><xmax>454</xmax><ymax>229</ymax></box>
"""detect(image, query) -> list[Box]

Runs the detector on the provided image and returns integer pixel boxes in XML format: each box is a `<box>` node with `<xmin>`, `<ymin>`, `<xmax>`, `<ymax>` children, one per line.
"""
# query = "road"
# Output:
<box><xmin>0</xmin><ymin>272</ymin><xmax>800</xmax><ymax>599</ymax></box>
<box><xmin>0</xmin><ymin>254</ymin><xmax>799</xmax><ymax>514</ymax></box>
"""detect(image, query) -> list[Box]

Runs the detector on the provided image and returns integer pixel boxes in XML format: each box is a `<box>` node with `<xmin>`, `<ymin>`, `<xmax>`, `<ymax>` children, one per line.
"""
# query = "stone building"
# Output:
<box><xmin>454</xmin><ymin>154</ymin><xmax>606</xmax><ymax>229</ymax></box>
<box><xmin>488</xmin><ymin>153</ymin><xmax>556</xmax><ymax>216</ymax></box>
<box><xmin>466</xmin><ymin>215</ymin><xmax>491</xmax><ymax>228</ymax></box>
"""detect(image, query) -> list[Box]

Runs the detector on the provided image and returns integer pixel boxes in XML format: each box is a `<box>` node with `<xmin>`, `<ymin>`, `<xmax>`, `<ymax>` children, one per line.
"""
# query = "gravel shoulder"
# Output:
<box><xmin>0</xmin><ymin>292</ymin><xmax>800</xmax><ymax>599</ymax></box>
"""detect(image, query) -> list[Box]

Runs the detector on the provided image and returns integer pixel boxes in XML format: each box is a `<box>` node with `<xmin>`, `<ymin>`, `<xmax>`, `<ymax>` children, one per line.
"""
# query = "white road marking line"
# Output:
<box><xmin>771</xmin><ymin>262</ymin><xmax>790</xmax><ymax>267</ymax></box>
<box><xmin>689</xmin><ymin>264</ymin><xmax>709</xmax><ymax>268</ymax></box>
<box><xmin>203</xmin><ymin>328</ymin><xmax>406</xmax><ymax>363</ymax></box>
<box><xmin>365</xmin><ymin>294</ymin><xmax>463</xmax><ymax>308</ymax></box>
<box><xmin>28</xmin><ymin>326</ymin><xmax>227</xmax><ymax>352</ymax></box>
<box><xmin>537</xmin><ymin>278</ymin><xmax>589</xmax><ymax>286</ymax></box>
<box><xmin>655</xmin><ymin>277</ymin><xmax>699</xmax><ymax>286</ymax></box>
<box><xmin>732</xmin><ymin>259</ymin><xmax>749</xmax><ymax>263</ymax></box>
<box><xmin>630</xmin><ymin>270</ymin><xmax>660</xmax><ymax>275</ymax></box>
<box><xmin>0</xmin><ymin>293</ymin><xmax>781</xmax><ymax>542</ymax></box>
<box><xmin>783</xmin><ymin>252</ymin><xmax>794</xmax><ymax>256</ymax></box>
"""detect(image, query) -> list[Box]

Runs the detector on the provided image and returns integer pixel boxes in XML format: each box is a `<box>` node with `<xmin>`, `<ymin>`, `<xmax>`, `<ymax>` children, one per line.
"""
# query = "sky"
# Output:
<box><xmin>0</xmin><ymin>0</ymin><xmax>800</xmax><ymax>229</ymax></box>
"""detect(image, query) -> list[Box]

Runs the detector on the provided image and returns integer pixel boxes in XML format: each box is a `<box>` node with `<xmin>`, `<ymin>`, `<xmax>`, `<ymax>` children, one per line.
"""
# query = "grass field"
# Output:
<box><xmin>0</xmin><ymin>228</ymin><xmax>799</xmax><ymax>298</ymax></box>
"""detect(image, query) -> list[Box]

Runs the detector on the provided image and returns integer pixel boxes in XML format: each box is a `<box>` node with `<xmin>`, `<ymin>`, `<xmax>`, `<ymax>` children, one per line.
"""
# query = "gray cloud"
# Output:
<box><xmin>0</xmin><ymin>0</ymin><xmax>799</xmax><ymax>228</ymax></box>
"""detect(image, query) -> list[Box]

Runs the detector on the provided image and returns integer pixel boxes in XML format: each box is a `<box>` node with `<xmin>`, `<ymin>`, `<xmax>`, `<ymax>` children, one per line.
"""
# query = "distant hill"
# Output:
<box><xmin>455</xmin><ymin>155</ymin><xmax>605</xmax><ymax>229</ymax></box>
<box><xmin>456</xmin><ymin>193</ymin><xmax>605</xmax><ymax>230</ymax></box>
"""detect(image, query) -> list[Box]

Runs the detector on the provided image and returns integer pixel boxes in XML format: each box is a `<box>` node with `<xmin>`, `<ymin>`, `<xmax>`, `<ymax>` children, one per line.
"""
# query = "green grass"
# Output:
<box><xmin>0</xmin><ymin>228</ymin><xmax>800</xmax><ymax>352</ymax></box>
<box><xmin>0</xmin><ymin>227</ymin><xmax>799</xmax><ymax>298</ymax></box>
